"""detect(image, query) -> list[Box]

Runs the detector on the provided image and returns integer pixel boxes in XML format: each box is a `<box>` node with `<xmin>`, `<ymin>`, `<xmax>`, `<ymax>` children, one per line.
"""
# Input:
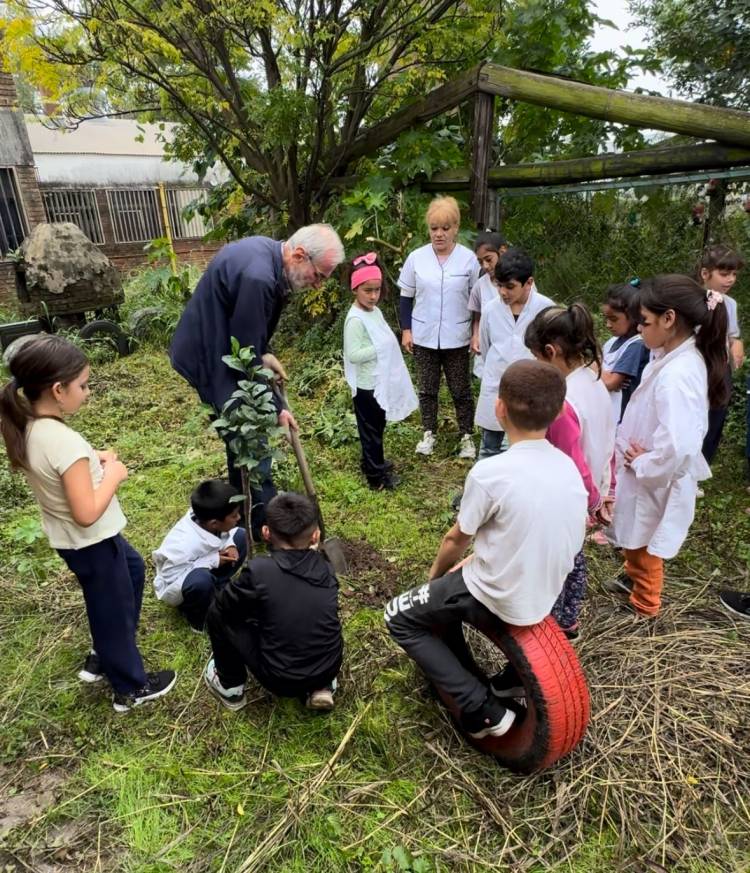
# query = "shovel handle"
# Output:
<box><xmin>276</xmin><ymin>384</ymin><xmax>327</xmax><ymax>541</ymax></box>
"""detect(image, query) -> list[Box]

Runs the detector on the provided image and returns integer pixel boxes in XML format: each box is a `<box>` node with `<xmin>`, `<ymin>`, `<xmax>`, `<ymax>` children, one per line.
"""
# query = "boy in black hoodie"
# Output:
<box><xmin>204</xmin><ymin>492</ymin><xmax>343</xmax><ymax>711</ymax></box>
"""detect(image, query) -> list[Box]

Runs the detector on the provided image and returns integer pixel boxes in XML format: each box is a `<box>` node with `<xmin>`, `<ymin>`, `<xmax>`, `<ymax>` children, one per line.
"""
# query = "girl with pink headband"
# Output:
<box><xmin>343</xmin><ymin>252</ymin><xmax>418</xmax><ymax>490</ymax></box>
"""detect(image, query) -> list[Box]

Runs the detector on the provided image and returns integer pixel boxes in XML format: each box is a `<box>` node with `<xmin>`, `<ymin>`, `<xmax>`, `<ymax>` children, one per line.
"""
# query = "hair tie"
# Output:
<box><xmin>706</xmin><ymin>289</ymin><xmax>724</xmax><ymax>311</ymax></box>
<box><xmin>629</xmin><ymin>276</ymin><xmax>641</xmax><ymax>288</ymax></box>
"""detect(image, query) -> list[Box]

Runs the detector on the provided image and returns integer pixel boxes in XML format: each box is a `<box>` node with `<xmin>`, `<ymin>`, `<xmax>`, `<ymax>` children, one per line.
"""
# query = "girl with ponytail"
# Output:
<box><xmin>0</xmin><ymin>335</ymin><xmax>176</xmax><ymax>711</ymax></box>
<box><xmin>525</xmin><ymin>302</ymin><xmax>615</xmax><ymax>638</ymax></box>
<box><xmin>606</xmin><ymin>275</ymin><xmax>728</xmax><ymax>618</ymax></box>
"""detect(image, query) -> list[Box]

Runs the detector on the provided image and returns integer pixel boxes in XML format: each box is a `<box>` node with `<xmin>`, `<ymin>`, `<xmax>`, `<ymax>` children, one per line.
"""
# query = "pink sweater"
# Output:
<box><xmin>547</xmin><ymin>401</ymin><xmax>601</xmax><ymax>513</ymax></box>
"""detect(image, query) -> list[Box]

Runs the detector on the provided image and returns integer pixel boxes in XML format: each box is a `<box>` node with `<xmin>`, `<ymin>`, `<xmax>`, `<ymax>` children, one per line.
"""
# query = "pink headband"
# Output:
<box><xmin>351</xmin><ymin>265</ymin><xmax>382</xmax><ymax>289</ymax></box>
<box><xmin>350</xmin><ymin>253</ymin><xmax>382</xmax><ymax>289</ymax></box>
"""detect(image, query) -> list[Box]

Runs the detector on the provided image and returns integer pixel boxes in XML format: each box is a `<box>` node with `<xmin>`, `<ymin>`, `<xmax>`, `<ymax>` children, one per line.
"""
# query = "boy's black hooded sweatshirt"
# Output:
<box><xmin>212</xmin><ymin>547</ymin><xmax>343</xmax><ymax>683</ymax></box>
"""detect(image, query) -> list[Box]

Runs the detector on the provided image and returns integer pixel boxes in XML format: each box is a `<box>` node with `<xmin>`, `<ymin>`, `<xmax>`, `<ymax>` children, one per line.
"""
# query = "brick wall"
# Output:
<box><xmin>0</xmin><ymin>263</ymin><xmax>17</xmax><ymax>309</ymax></box>
<box><xmin>0</xmin><ymin>242</ymin><xmax>222</xmax><ymax>311</ymax></box>
<box><xmin>0</xmin><ymin>72</ymin><xmax>17</xmax><ymax>110</ymax></box>
<box><xmin>0</xmin><ymin>71</ymin><xmax>49</xmax><ymax>310</ymax></box>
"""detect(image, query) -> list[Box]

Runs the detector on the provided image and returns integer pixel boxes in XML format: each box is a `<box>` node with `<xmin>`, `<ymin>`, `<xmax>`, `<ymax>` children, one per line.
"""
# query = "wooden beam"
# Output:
<box><xmin>335</xmin><ymin>65</ymin><xmax>483</xmax><ymax>168</ymax></box>
<box><xmin>478</xmin><ymin>64</ymin><xmax>750</xmax><ymax>148</ymax></box>
<box><xmin>422</xmin><ymin>142</ymin><xmax>750</xmax><ymax>190</ymax></box>
<box><xmin>469</xmin><ymin>92</ymin><xmax>495</xmax><ymax>228</ymax></box>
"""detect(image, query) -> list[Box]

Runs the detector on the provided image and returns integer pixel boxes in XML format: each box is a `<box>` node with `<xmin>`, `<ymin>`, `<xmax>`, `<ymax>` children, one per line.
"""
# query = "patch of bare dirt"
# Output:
<box><xmin>337</xmin><ymin>538</ymin><xmax>404</xmax><ymax>608</ymax></box>
<box><xmin>0</xmin><ymin>768</ymin><xmax>106</xmax><ymax>873</ymax></box>
<box><xmin>0</xmin><ymin>769</ymin><xmax>65</xmax><ymax>838</ymax></box>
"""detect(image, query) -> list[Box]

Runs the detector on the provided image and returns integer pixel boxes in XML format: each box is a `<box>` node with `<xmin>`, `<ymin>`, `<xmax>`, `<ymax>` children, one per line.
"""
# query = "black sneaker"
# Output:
<box><xmin>719</xmin><ymin>590</ymin><xmax>750</xmax><ymax>621</ymax></box>
<box><xmin>361</xmin><ymin>459</ymin><xmax>394</xmax><ymax>474</ymax></box>
<box><xmin>450</xmin><ymin>492</ymin><xmax>463</xmax><ymax>513</ymax></box>
<box><xmin>489</xmin><ymin>664</ymin><xmax>525</xmax><ymax>699</ymax></box>
<box><xmin>78</xmin><ymin>650</ymin><xmax>104</xmax><ymax>683</ymax></box>
<box><xmin>113</xmin><ymin>670</ymin><xmax>177</xmax><ymax>713</ymax></box>
<box><xmin>368</xmin><ymin>472</ymin><xmax>402</xmax><ymax>491</ymax></box>
<box><xmin>461</xmin><ymin>696</ymin><xmax>516</xmax><ymax>739</ymax></box>
<box><xmin>602</xmin><ymin>573</ymin><xmax>634</xmax><ymax>596</ymax></box>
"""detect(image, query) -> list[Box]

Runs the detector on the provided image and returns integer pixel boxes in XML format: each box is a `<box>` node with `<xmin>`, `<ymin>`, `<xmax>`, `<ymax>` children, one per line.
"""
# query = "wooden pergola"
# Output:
<box><xmin>338</xmin><ymin>62</ymin><xmax>750</xmax><ymax>228</ymax></box>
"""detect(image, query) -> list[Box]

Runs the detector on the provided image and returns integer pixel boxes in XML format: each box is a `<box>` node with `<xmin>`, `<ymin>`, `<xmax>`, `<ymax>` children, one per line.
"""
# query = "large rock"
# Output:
<box><xmin>20</xmin><ymin>223</ymin><xmax>122</xmax><ymax>303</ymax></box>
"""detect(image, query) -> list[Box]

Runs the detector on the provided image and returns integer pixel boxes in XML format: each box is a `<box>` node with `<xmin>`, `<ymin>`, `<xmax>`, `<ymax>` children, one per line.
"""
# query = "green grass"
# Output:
<box><xmin>1</xmin><ymin>342</ymin><xmax>749</xmax><ymax>872</ymax></box>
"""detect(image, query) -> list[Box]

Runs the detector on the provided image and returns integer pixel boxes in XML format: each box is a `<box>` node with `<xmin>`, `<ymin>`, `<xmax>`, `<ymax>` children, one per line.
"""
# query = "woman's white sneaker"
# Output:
<box><xmin>458</xmin><ymin>434</ymin><xmax>476</xmax><ymax>460</ymax></box>
<box><xmin>415</xmin><ymin>430</ymin><xmax>435</xmax><ymax>455</ymax></box>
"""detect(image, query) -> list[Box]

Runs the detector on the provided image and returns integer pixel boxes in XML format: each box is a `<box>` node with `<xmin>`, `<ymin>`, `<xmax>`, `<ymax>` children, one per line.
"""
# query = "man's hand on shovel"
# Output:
<box><xmin>263</xmin><ymin>353</ymin><xmax>299</xmax><ymax>432</ymax></box>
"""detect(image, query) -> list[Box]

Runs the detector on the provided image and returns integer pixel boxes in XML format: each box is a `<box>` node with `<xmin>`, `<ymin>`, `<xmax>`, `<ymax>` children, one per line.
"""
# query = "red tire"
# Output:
<box><xmin>433</xmin><ymin>615</ymin><xmax>590</xmax><ymax>773</ymax></box>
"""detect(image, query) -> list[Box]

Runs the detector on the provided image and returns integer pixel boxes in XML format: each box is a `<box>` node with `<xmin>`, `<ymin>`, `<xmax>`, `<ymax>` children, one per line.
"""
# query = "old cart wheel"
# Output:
<box><xmin>434</xmin><ymin>615</ymin><xmax>590</xmax><ymax>773</ymax></box>
<box><xmin>78</xmin><ymin>319</ymin><xmax>131</xmax><ymax>357</ymax></box>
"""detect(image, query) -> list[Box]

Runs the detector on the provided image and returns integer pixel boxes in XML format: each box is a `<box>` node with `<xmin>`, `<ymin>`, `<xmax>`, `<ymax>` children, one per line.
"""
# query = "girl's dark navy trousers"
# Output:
<box><xmin>57</xmin><ymin>534</ymin><xmax>147</xmax><ymax>694</ymax></box>
<box><xmin>353</xmin><ymin>388</ymin><xmax>387</xmax><ymax>484</ymax></box>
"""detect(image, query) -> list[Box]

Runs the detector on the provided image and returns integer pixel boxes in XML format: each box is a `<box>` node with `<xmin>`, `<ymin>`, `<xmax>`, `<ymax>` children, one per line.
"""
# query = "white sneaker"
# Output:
<box><xmin>458</xmin><ymin>434</ymin><xmax>476</xmax><ymax>460</ymax></box>
<box><xmin>415</xmin><ymin>430</ymin><xmax>435</xmax><ymax>455</ymax></box>
<box><xmin>204</xmin><ymin>657</ymin><xmax>247</xmax><ymax>711</ymax></box>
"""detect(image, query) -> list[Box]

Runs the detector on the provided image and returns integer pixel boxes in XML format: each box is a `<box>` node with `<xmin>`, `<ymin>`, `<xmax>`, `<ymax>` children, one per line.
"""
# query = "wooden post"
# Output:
<box><xmin>157</xmin><ymin>182</ymin><xmax>178</xmax><ymax>276</ymax></box>
<box><xmin>469</xmin><ymin>93</ymin><xmax>495</xmax><ymax>229</ymax></box>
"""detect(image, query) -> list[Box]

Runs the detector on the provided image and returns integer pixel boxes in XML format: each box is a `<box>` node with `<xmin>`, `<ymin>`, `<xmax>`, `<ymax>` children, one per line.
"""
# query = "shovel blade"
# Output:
<box><xmin>322</xmin><ymin>537</ymin><xmax>348</xmax><ymax>577</ymax></box>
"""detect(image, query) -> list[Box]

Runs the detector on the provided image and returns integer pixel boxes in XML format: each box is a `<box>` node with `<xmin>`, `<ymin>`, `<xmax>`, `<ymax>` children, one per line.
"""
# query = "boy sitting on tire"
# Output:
<box><xmin>385</xmin><ymin>360</ymin><xmax>587</xmax><ymax>738</ymax></box>
<box><xmin>203</xmin><ymin>492</ymin><xmax>343</xmax><ymax>712</ymax></box>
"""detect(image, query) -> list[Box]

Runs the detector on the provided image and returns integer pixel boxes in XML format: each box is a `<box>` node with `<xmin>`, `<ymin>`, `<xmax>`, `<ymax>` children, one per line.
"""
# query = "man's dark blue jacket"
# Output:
<box><xmin>170</xmin><ymin>236</ymin><xmax>288</xmax><ymax>410</ymax></box>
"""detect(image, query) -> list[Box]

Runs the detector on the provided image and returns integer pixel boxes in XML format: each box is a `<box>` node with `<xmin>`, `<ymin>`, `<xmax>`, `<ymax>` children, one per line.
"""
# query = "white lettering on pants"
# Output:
<box><xmin>383</xmin><ymin>585</ymin><xmax>431</xmax><ymax>622</ymax></box>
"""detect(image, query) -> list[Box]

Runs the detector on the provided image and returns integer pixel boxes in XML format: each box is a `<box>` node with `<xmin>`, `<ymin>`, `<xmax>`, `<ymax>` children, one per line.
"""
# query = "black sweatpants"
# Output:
<box><xmin>413</xmin><ymin>344</ymin><xmax>474</xmax><ymax>434</ymax></box>
<box><xmin>57</xmin><ymin>535</ymin><xmax>147</xmax><ymax>695</ymax></box>
<box><xmin>206</xmin><ymin>608</ymin><xmax>341</xmax><ymax>698</ymax></box>
<box><xmin>353</xmin><ymin>388</ymin><xmax>387</xmax><ymax>484</ymax></box>
<box><xmin>385</xmin><ymin>568</ymin><xmax>496</xmax><ymax>714</ymax></box>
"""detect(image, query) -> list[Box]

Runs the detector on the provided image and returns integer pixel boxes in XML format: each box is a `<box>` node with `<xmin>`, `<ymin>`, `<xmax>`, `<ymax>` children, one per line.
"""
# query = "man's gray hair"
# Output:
<box><xmin>287</xmin><ymin>224</ymin><xmax>345</xmax><ymax>266</ymax></box>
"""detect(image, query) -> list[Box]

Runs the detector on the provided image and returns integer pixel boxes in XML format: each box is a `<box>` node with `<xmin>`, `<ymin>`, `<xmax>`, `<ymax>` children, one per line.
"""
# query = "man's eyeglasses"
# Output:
<box><xmin>305</xmin><ymin>253</ymin><xmax>329</xmax><ymax>283</ymax></box>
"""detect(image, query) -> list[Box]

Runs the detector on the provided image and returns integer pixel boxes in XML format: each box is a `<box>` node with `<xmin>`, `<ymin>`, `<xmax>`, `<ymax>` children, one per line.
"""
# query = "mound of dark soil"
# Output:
<box><xmin>337</xmin><ymin>538</ymin><xmax>404</xmax><ymax>608</ymax></box>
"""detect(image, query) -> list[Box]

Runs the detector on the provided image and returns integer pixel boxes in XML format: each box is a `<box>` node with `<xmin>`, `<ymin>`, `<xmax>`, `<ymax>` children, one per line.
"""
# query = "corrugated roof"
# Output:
<box><xmin>25</xmin><ymin>117</ymin><xmax>178</xmax><ymax>156</ymax></box>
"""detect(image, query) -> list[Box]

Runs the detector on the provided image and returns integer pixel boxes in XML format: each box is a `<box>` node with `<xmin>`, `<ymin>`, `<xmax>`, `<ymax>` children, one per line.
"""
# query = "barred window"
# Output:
<box><xmin>43</xmin><ymin>189</ymin><xmax>104</xmax><ymax>244</ymax></box>
<box><xmin>106</xmin><ymin>188</ymin><xmax>163</xmax><ymax>243</ymax></box>
<box><xmin>0</xmin><ymin>168</ymin><xmax>27</xmax><ymax>257</ymax></box>
<box><xmin>166</xmin><ymin>187</ymin><xmax>211</xmax><ymax>239</ymax></box>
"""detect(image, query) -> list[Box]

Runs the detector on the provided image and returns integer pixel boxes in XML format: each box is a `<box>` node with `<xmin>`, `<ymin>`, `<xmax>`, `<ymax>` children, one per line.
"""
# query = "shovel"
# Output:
<box><xmin>276</xmin><ymin>384</ymin><xmax>349</xmax><ymax>577</ymax></box>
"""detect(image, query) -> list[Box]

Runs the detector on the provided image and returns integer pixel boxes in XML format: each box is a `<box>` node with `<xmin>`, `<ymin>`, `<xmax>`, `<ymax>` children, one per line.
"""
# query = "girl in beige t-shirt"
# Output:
<box><xmin>0</xmin><ymin>335</ymin><xmax>175</xmax><ymax>712</ymax></box>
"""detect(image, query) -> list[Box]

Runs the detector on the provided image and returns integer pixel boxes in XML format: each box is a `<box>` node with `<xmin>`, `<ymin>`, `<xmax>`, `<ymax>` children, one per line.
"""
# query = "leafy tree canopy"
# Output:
<box><xmin>631</xmin><ymin>0</ymin><xmax>750</xmax><ymax>111</ymax></box>
<box><xmin>2</xmin><ymin>0</ymin><xmax>644</xmax><ymax>231</ymax></box>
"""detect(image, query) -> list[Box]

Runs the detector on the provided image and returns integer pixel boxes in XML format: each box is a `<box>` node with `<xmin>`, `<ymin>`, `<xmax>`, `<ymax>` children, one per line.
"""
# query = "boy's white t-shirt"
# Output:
<box><xmin>458</xmin><ymin>439</ymin><xmax>587</xmax><ymax>625</ymax></box>
<box><xmin>24</xmin><ymin>417</ymin><xmax>127</xmax><ymax>549</ymax></box>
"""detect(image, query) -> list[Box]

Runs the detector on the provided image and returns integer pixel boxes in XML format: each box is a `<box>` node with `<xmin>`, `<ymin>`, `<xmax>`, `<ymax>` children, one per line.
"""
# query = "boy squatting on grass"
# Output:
<box><xmin>204</xmin><ymin>492</ymin><xmax>343</xmax><ymax>712</ymax></box>
<box><xmin>385</xmin><ymin>360</ymin><xmax>588</xmax><ymax>738</ymax></box>
<box><xmin>152</xmin><ymin>479</ymin><xmax>247</xmax><ymax>631</ymax></box>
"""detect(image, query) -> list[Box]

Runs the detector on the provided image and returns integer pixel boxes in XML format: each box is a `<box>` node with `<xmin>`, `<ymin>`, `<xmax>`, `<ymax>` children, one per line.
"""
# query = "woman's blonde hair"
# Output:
<box><xmin>425</xmin><ymin>196</ymin><xmax>460</xmax><ymax>228</ymax></box>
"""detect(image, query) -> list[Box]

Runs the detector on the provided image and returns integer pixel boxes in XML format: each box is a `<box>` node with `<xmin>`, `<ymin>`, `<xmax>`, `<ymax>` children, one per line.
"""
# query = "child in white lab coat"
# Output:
<box><xmin>524</xmin><ymin>303</ymin><xmax>615</xmax><ymax>638</ymax></box>
<box><xmin>606</xmin><ymin>275</ymin><xmax>729</xmax><ymax>617</ymax></box>
<box><xmin>474</xmin><ymin>248</ymin><xmax>555</xmax><ymax>459</ymax></box>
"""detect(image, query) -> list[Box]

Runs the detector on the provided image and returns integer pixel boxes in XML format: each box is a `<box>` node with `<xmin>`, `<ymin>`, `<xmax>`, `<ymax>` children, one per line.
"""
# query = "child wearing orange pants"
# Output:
<box><xmin>606</xmin><ymin>275</ymin><xmax>729</xmax><ymax>617</ymax></box>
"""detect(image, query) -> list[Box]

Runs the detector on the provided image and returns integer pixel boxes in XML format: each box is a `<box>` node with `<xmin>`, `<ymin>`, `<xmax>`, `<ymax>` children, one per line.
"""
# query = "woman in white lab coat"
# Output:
<box><xmin>398</xmin><ymin>197</ymin><xmax>480</xmax><ymax>459</ymax></box>
<box><xmin>607</xmin><ymin>275</ymin><xmax>729</xmax><ymax>617</ymax></box>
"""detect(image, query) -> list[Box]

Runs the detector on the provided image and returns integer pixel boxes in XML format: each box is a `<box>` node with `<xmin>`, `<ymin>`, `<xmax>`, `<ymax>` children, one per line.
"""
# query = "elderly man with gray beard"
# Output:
<box><xmin>170</xmin><ymin>224</ymin><xmax>345</xmax><ymax>536</ymax></box>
